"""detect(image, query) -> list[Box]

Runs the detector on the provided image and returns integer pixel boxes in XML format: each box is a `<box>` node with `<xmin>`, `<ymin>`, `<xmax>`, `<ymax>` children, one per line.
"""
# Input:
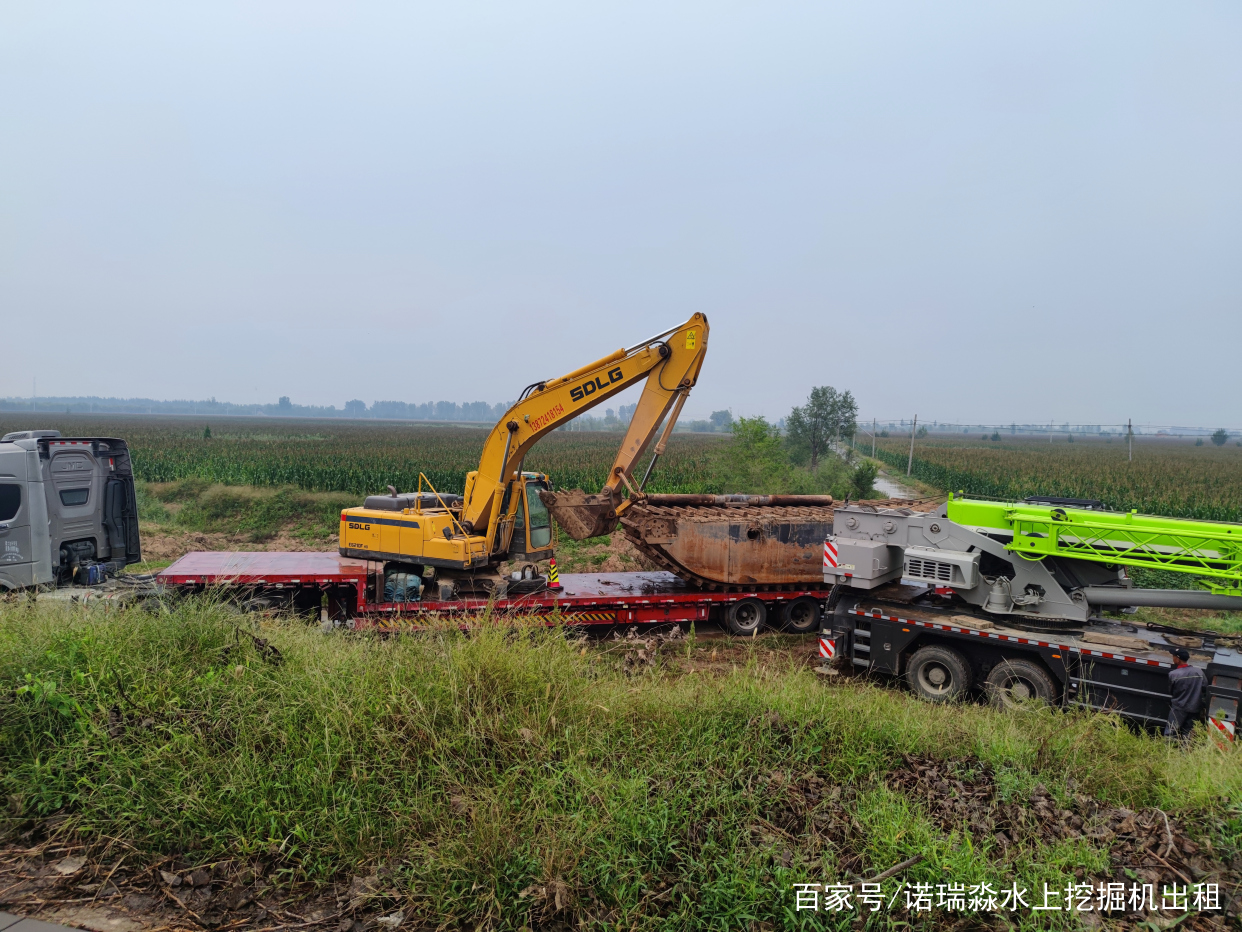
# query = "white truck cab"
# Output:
<box><xmin>0</xmin><ymin>430</ymin><xmax>141</xmax><ymax>590</ymax></box>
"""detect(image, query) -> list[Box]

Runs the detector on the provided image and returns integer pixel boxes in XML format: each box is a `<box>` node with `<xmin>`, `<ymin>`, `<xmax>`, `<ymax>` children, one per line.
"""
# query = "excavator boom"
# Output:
<box><xmin>463</xmin><ymin>314</ymin><xmax>709</xmax><ymax>547</ymax></box>
<box><xmin>338</xmin><ymin>314</ymin><xmax>709</xmax><ymax>574</ymax></box>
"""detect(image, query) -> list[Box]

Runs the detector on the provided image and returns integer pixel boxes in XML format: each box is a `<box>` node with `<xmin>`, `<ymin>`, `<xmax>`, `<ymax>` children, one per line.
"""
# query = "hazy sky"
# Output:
<box><xmin>3</xmin><ymin>2</ymin><xmax>1240</xmax><ymax>426</ymax></box>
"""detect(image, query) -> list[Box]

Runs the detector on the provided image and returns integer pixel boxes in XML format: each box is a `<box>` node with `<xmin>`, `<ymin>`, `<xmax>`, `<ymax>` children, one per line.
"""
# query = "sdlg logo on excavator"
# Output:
<box><xmin>570</xmin><ymin>367</ymin><xmax>624</xmax><ymax>403</ymax></box>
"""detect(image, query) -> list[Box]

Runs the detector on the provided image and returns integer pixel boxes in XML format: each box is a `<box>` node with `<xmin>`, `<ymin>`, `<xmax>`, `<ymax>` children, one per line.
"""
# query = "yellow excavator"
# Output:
<box><xmin>338</xmin><ymin>314</ymin><xmax>709</xmax><ymax>587</ymax></box>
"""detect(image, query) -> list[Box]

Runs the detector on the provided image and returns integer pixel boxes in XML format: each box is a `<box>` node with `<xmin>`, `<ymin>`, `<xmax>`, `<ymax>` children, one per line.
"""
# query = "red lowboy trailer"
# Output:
<box><xmin>156</xmin><ymin>551</ymin><xmax>834</xmax><ymax>632</ymax></box>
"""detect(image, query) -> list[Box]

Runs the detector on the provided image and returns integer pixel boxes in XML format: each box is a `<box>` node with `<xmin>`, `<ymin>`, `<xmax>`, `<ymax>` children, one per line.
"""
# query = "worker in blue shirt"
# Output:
<box><xmin>1164</xmin><ymin>648</ymin><xmax>1206</xmax><ymax>739</ymax></box>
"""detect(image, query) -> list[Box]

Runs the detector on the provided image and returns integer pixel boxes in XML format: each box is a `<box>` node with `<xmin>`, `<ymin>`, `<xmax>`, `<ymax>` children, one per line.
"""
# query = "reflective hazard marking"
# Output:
<box><xmin>819</xmin><ymin>637</ymin><xmax>836</xmax><ymax>659</ymax></box>
<box><xmin>1210</xmin><ymin>717</ymin><xmax>1236</xmax><ymax>742</ymax></box>
<box><xmin>824</xmin><ymin>539</ymin><xmax>838</xmax><ymax>569</ymax></box>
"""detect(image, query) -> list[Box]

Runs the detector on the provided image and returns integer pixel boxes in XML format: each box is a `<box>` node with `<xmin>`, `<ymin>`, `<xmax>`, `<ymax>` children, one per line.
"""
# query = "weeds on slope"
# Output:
<box><xmin>1</xmin><ymin>598</ymin><xmax>1238</xmax><ymax>929</ymax></box>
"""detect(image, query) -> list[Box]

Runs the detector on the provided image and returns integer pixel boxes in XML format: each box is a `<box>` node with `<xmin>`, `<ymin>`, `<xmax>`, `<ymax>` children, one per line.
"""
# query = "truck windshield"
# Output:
<box><xmin>526</xmin><ymin>481</ymin><xmax>552</xmax><ymax>549</ymax></box>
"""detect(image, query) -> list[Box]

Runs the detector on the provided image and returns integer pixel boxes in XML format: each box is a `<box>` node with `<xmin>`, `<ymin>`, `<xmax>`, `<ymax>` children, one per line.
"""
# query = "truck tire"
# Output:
<box><xmin>985</xmin><ymin>660</ymin><xmax>1057</xmax><ymax>710</ymax></box>
<box><xmin>781</xmin><ymin>597</ymin><xmax>821</xmax><ymax>634</ymax></box>
<box><xmin>724</xmin><ymin>598</ymin><xmax>767</xmax><ymax>636</ymax></box>
<box><xmin>905</xmin><ymin>645</ymin><xmax>973</xmax><ymax>702</ymax></box>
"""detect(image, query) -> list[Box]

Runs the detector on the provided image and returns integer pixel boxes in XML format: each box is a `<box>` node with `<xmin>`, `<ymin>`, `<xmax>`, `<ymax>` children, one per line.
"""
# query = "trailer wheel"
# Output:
<box><xmin>906</xmin><ymin>645</ymin><xmax>973</xmax><ymax>702</ymax></box>
<box><xmin>724</xmin><ymin>598</ymin><xmax>767</xmax><ymax>636</ymax></box>
<box><xmin>781</xmin><ymin>597</ymin><xmax>821</xmax><ymax>634</ymax></box>
<box><xmin>985</xmin><ymin>660</ymin><xmax>1057</xmax><ymax>710</ymax></box>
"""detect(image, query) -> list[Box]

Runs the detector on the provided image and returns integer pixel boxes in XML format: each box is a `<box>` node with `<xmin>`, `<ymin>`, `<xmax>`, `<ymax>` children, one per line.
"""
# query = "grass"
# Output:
<box><xmin>0</xmin><ymin>415</ymin><xmax>731</xmax><ymax>497</ymax></box>
<box><xmin>2</xmin><ymin>600</ymin><xmax>1239</xmax><ymax>929</ymax></box>
<box><xmin>138</xmin><ymin>479</ymin><xmax>357</xmax><ymax>543</ymax></box>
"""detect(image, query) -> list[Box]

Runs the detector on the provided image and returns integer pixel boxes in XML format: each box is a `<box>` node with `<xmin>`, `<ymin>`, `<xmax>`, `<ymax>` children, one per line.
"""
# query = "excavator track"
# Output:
<box><xmin>619</xmin><ymin>497</ymin><xmax>941</xmax><ymax>591</ymax></box>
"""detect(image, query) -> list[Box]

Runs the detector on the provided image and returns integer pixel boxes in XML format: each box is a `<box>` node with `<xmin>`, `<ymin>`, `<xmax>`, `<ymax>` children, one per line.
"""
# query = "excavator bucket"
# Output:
<box><xmin>540</xmin><ymin>489</ymin><xmax>619</xmax><ymax>540</ymax></box>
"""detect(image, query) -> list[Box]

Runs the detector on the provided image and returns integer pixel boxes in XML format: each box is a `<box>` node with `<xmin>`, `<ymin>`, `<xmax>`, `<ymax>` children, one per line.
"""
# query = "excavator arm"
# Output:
<box><xmin>461</xmin><ymin>313</ymin><xmax>709</xmax><ymax>550</ymax></box>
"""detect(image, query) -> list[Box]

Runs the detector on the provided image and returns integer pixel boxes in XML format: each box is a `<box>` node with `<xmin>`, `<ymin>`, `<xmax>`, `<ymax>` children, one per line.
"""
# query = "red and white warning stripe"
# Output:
<box><xmin>819</xmin><ymin>637</ymin><xmax>836</xmax><ymax>659</ymax></box>
<box><xmin>823</xmin><ymin>539</ymin><xmax>838</xmax><ymax>569</ymax></box>
<box><xmin>1209</xmin><ymin>717</ymin><xmax>1236</xmax><ymax>742</ymax></box>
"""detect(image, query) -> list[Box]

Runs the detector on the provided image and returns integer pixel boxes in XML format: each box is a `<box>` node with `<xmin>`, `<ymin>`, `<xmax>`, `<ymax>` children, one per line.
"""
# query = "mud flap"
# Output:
<box><xmin>540</xmin><ymin>489</ymin><xmax>619</xmax><ymax>540</ymax></box>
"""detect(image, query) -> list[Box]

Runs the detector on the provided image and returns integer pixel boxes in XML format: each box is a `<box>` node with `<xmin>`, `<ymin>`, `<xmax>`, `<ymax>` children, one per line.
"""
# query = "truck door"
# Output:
<box><xmin>0</xmin><ymin>449</ymin><xmax>33</xmax><ymax>589</ymax></box>
<box><xmin>102</xmin><ymin>476</ymin><xmax>140</xmax><ymax>564</ymax></box>
<box><xmin>46</xmin><ymin>447</ymin><xmax>102</xmax><ymax>567</ymax></box>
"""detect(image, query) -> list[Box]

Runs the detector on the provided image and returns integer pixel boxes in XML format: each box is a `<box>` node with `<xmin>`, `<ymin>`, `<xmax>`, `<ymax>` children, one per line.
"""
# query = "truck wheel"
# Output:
<box><xmin>781</xmin><ymin>597</ymin><xmax>821</xmax><ymax>634</ymax></box>
<box><xmin>724</xmin><ymin>598</ymin><xmax>767</xmax><ymax>636</ymax></box>
<box><xmin>905</xmin><ymin>645</ymin><xmax>973</xmax><ymax>702</ymax></box>
<box><xmin>985</xmin><ymin>660</ymin><xmax>1057</xmax><ymax>710</ymax></box>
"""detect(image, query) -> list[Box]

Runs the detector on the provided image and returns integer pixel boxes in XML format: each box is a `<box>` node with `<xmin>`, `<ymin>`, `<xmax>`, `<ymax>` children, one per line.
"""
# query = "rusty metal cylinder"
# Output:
<box><xmin>641</xmin><ymin>494</ymin><xmax>834</xmax><ymax>506</ymax></box>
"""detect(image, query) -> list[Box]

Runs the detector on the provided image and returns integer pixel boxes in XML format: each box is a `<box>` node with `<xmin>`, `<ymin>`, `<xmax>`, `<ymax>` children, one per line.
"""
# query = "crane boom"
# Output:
<box><xmin>947</xmin><ymin>496</ymin><xmax>1242</xmax><ymax>595</ymax></box>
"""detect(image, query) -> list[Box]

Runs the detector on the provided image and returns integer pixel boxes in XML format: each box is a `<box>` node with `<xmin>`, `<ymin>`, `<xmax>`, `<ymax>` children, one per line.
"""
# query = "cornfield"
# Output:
<box><xmin>872</xmin><ymin>435</ymin><xmax>1242</xmax><ymax>522</ymax></box>
<box><xmin>0</xmin><ymin>416</ymin><xmax>728</xmax><ymax>496</ymax></box>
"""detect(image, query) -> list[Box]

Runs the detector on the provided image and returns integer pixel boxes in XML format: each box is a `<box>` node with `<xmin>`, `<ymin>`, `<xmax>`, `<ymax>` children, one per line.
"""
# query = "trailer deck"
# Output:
<box><xmin>157</xmin><ymin>552</ymin><xmax>835</xmax><ymax>629</ymax></box>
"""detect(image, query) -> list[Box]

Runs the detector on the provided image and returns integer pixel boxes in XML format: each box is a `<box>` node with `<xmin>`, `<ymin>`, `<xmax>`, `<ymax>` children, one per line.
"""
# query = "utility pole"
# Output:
<box><xmin>1128</xmin><ymin>418</ymin><xmax>1133</xmax><ymax>462</ymax></box>
<box><xmin>872</xmin><ymin>418</ymin><xmax>876</xmax><ymax>458</ymax></box>
<box><xmin>907</xmin><ymin>414</ymin><xmax>918</xmax><ymax>476</ymax></box>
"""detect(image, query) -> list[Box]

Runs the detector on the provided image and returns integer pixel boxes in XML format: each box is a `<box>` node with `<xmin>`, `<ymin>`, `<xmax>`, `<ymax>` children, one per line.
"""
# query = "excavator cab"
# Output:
<box><xmin>504</xmin><ymin>472</ymin><xmax>556</xmax><ymax>562</ymax></box>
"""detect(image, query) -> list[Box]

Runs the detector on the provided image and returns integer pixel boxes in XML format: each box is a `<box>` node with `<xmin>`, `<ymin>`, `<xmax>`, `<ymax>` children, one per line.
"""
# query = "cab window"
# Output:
<box><xmin>526</xmin><ymin>481</ymin><xmax>552</xmax><ymax>549</ymax></box>
<box><xmin>0</xmin><ymin>484</ymin><xmax>20</xmax><ymax>522</ymax></box>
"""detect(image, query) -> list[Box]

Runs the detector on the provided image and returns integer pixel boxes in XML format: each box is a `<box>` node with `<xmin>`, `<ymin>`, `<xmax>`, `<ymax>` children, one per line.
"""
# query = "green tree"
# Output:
<box><xmin>1212</xmin><ymin>428</ymin><xmax>1229</xmax><ymax>447</ymax></box>
<box><xmin>850</xmin><ymin>460</ymin><xmax>879</xmax><ymax>499</ymax></box>
<box><xmin>786</xmin><ymin>386</ymin><xmax>858</xmax><ymax>470</ymax></box>
<box><xmin>719</xmin><ymin>417</ymin><xmax>790</xmax><ymax>491</ymax></box>
<box><xmin>709</xmin><ymin>410</ymin><xmax>733</xmax><ymax>432</ymax></box>
<box><xmin>203</xmin><ymin>425</ymin><xmax>212</xmax><ymax>440</ymax></box>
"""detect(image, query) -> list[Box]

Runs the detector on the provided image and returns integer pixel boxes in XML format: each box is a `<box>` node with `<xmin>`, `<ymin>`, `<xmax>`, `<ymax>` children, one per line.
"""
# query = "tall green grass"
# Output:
<box><xmin>1</xmin><ymin>601</ymin><xmax>1238</xmax><ymax>929</ymax></box>
<box><xmin>138</xmin><ymin>479</ymin><xmax>357</xmax><ymax>542</ymax></box>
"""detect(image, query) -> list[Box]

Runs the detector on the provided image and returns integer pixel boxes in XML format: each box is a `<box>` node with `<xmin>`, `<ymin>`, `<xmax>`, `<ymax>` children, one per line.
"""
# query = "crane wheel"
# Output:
<box><xmin>724</xmin><ymin>598</ymin><xmax>767</xmax><ymax>636</ymax></box>
<box><xmin>984</xmin><ymin>660</ymin><xmax>1057</xmax><ymax>710</ymax></box>
<box><xmin>905</xmin><ymin>645</ymin><xmax>973</xmax><ymax>702</ymax></box>
<box><xmin>780</xmin><ymin>597</ymin><xmax>821</xmax><ymax>634</ymax></box>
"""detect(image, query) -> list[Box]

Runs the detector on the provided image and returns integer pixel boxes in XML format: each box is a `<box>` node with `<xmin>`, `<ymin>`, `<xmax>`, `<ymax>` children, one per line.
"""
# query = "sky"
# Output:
<box><xmin>2</xmin><ymin>2</ymin><xmax>1240</xmax><ymax>427</ymax></box>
